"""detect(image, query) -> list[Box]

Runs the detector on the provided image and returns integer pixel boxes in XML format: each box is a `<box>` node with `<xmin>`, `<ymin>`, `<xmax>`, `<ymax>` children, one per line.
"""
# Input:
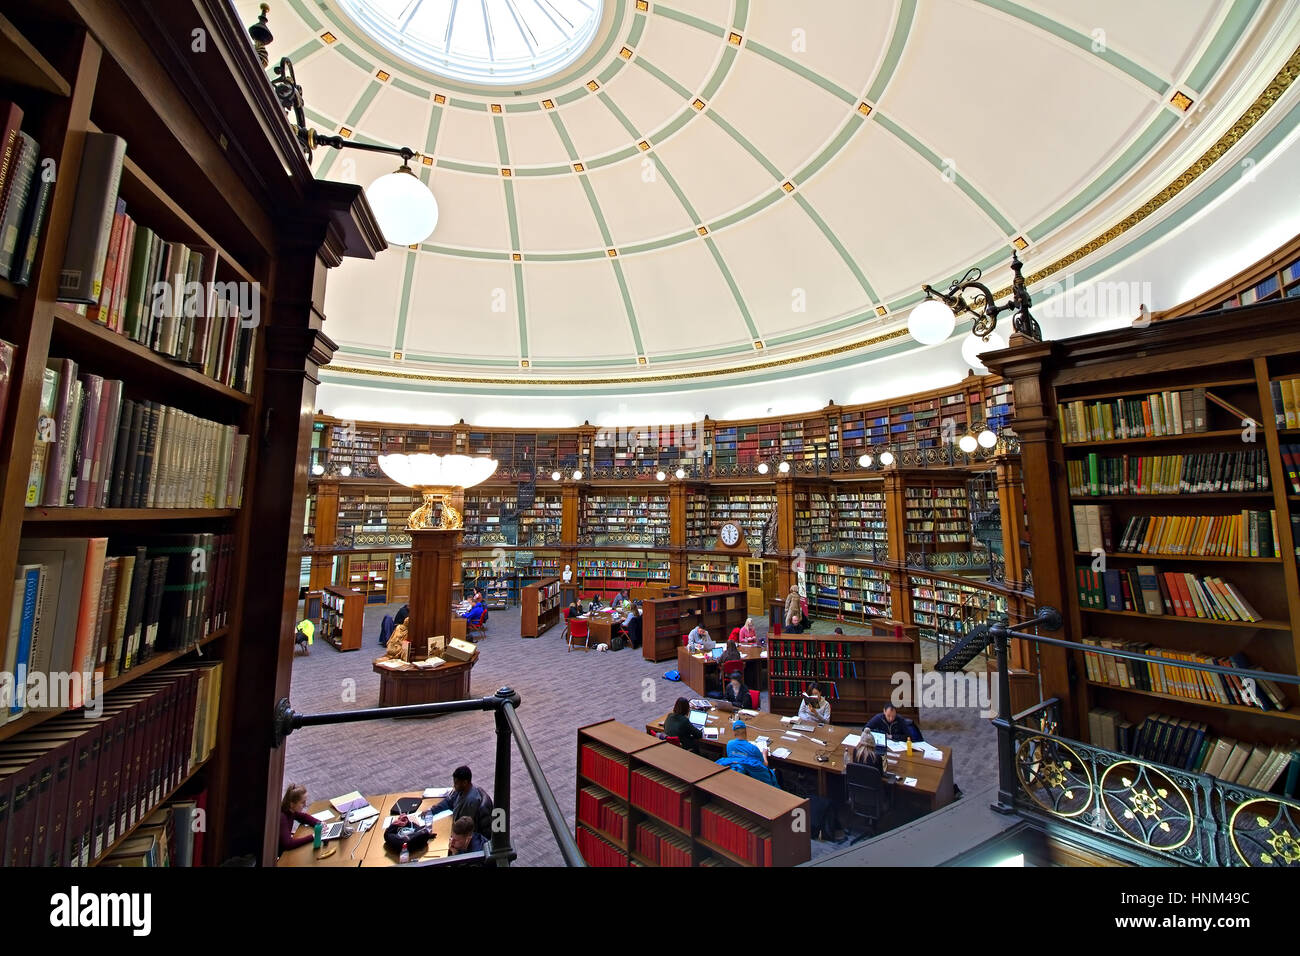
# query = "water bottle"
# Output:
<box><xmin>905</xmin><ymin>737</ymin><xmax>913</xmax><ymax>756</ymax></box>
<box><xmin>399</xmin><ymin>841</ymin><xmax>409</xmax><ymax>864</ymax></box>
<box><xmin>312</xmin><ymin>823</ymin><xmax>322</xmax><ymax>849</ymax></box>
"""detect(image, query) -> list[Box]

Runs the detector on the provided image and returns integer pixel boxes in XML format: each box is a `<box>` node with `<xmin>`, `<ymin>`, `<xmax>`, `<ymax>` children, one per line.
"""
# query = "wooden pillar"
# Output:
<box><xmin>774</xmin><ymin>476</ymin><xmax>797</xmax><ymax>594</ymax></box>
<box><xmin>995</xmin><ymin>457</ymin><xmax>1026</xmax><ymax>592</ymax></box>
<box><xmin>561</xmin><ymin>482</ymin><xmax>580</xmax><ymax>542</ymax></box>
<box><xmin>310</xmin><ymin>481</ymin><xmax>338</xmax><ymax>589</ymax></box>
<box><xmin>882</xmin><ymin>470</ymin><xmax>911</xmax><ymax>624</ymax></box>
<box><xmin>669</xmin><ymin>481</ymin><xmax>688</xmax><ymax>587</ymax></box>
<box><xmin>408</xmin><ymin>528</ymin><xmax>464</xmax><ymax>659</ymax></box>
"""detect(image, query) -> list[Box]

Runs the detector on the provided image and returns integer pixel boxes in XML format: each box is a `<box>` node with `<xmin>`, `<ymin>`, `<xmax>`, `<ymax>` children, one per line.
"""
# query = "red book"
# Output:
<box><xmin>108</xmin><ymin>215</ymin><xmax>136</xmax><ymax>332</ymax></box>
<box><xmin>86</xmin><ymin>201</ymin><xmax>126</xmax><ymax>324</ymax></box>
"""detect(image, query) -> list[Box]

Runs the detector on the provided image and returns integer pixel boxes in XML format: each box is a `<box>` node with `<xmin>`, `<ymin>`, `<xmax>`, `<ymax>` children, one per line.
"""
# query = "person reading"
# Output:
<box><xmin>866</xmin><ymin>703</ymin><xmax>916</xmax><ymax>742</ymax></box>
<box><xmin>663</xmin><ymin>697</ymin><xmax>704</xmax><ymax>753</ymax></box>
<box><xmin>279</xmin><ymin>783</ymin><xmax>318</xmax><ymax>854</ymax></box>
<box><xmin>725</xmin><ymin>720</ymin><xmax>768</xmax><ymax>765</ymax></box>
<box><xmin>799</xmin><ymin>682</ymin><xmax>831</xmax><ymax>724</ymax></box>
<box><xmin>687</xmin><ymin>625</ymin><xmax>714</xmax><ymax>651</ymax></box>
<box><xmin>429</xmin><ymin>766</ymin><xmax>495</xmax><ymax>837</ymax></box>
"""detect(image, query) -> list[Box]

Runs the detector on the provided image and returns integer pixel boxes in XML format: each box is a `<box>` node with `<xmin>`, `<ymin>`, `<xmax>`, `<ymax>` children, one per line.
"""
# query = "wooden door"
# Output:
<box><xmin>740</xmin><ymin>559</ymin><xmax>774</xmax><ymax>615</ymax></box>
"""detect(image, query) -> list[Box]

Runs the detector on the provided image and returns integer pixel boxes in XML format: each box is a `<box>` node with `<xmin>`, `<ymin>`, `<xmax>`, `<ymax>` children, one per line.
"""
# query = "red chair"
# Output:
<box><xmin>645</xmin><ymin>729</ymin><xmax>683</xmax><ymax>748</ymax></box>
<box><xmin>467</xmin><ymin>607</ymin><xmax>488</xmax><ymax>639</ymax></box>
<box><xmin>748</xmin><ymin>689</ymin><xmax>760</xmax><ymax>709</ymax></box>
<box><xmin>567</xmin><ymin>617</ymin><xmax>590</xmax><ymax>652</ymax></box>
<box><xmin>729</xmin><ymin>627</ymin><xmax>742</xmax><ymax>643</ymax></box>
<box><xmin>720</xmin><ymin>660</ymin><xmax>745</xmax><ymax>682</ymax></box>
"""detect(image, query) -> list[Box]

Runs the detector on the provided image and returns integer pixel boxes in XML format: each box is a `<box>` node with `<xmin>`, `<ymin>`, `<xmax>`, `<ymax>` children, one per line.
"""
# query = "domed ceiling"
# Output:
<box><xmin>237</xmin><ymin>0</ymin><xmax>1298</xmax><ymax>388</ymax></box>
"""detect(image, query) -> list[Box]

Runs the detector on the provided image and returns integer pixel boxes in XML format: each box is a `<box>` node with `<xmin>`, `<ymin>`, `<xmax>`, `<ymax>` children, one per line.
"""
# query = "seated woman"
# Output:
<box><xmin>719</xmin><ymin>638</ymin><xmax>743</xmax><ymax>663</ymax></box>
<box><xmin>798</xmin><ymin>682</ymin><xmax>831</xmax><ymax>724</ymax></box>
<box><xmin>663</xmin><ymin>697</ymin><xmax>704</xmax><ymax>753</ymax></box>
<box><xmin>279</xmin><ymin>784</ymin><xmax>318</xmax><ymax>854</ymax></box>
<box><xmin>737</xmin><ymin>617</ymin><xmax>759</xmax><ymax>644</ymax></box>
<box><xmin>722</xmin><ymin>673</ymin><xmax>751</xmax><ymax>709</ymax></box>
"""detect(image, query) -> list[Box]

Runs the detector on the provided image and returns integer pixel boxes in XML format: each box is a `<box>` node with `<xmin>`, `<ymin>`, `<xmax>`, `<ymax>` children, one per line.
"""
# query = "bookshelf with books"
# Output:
<box><xmin>985</xmin><ymin>298</ymin><xmax>1300</xmax><ymax>775</ymax></box>
<box><xmin>708</xmin><ymin>488</ymin><xmax>775</xmax><ymax>550</ymax></box>
<box><xmin>641</xmin><ymin>589</ymin><xmax>747</xmax><ymax>662</ymax></box>
<box><xmin>687</xmin><ymin>557</ymin><xmax>739</xmax><ymax>590</ymax></box>
<box><xmin>793</xmin><ymin>486</ymin><xmax>834</xmax><ymax>553</ymax></box>
<box><xmin>520</xmin><ymin>576</ymin><xmax>562</xmax><ymax>638</ymax></box>
<box><xmin>806</xmin><ymin>560</ymin><xmax>892</xmax><ymax>622</ymax></box>
<box><xmin>461</xmin><ymin>490</ymin><xmax>518</xmax><ymax>546</ymax></box>
<box><xmin>580</xmin><ymin>492</ymin><xmax>670</xmax><ymax>546</ymax></box>
<box><xmin>516</xmin><ymin>494</ymin><xmax>562</xmax><ymax>547</ymax></box>
<box><xmin>0</xmin><ymin>1</ymin><xmax>382</xmax><ymax>864</ymax></box>
<box><xmin>767</xmin><ymin>625</ymin><xmax>919</xmax><ymax>725</ymax></box>
<box><xmin>319</xmin><ymin>586</ymin><xmax>364</xmax><ymax>652</ymax></box>
<box><xmin>461</xmin><ymin>550</ymin><xmax>513</xmax><ymax>609</ymax></box>
<box><xmin>908</xmin><ymin>573</ymin><xmax>1010</xmax><ymax>656</ymax></box>
<box><xmin>904</xmin><ymin>480</ymin><xmax>972</xmax><ymax>556</ymax></box>
<box><xmin>684</xmin><ymin>488</ymin><xmax>711</xmax><ymax>548</ymax></box>
<box><xmin>577</xmin><ymin>550</ymin><xmax>670</xmax><ymax>598</ymax></box>
<box><xmin>345</xmin><ymin>555</ymin><xmax>390</xmax><ymax>605</ymax></box>
<box><xmin>576</xmin><ymin>720</ymin><xmax>810</xmax><ymax>867</ymax></box>
<box><xmin>830</xmin><ymin>485</ymin><xmax>888</xmax><ymax>556</ymax></box>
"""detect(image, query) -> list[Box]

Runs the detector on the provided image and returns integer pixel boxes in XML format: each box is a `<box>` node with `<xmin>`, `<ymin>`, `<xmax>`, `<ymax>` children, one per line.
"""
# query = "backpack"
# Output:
<box><xmin>610</xmin><ymin>633</ymin><xmax>626</xmax><ymax>651</ymax></box>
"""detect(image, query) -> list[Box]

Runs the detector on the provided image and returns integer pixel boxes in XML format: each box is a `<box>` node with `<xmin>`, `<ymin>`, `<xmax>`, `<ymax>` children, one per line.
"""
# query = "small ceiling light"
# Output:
<box><xmin>778</xmin><ymin>461</ymin><xmax>790</xmax><ymax>473</ymax></box>
<box><xmin>572</xmin><ymin>469</ymin><xmax>583</xmax><ymax>480</ymax></box>
<box><xmin>312</xmin><ymin>463</ymin><xmax>325</xmax><ymax>476</ymax></box>
<box><xmin>959</xmin><ymin>433</ymin><xmax>978</xmax><ymax>453</ymax></box>
<box><xmin>340</xmin><ymin>465</ymin><xmax>352</xmax><ymax>477</ymax></box>
<box><xmin>909</xmin><ymin>297</ymin><xmax>955</xmax><ymax>345</ymax></box>
<box><xmin>757</xmin><ymin>462</ymin><xmax>769</xmax><ymax>474</ymax></box>
<box><xmin>674</xmin><ymin>468</ymin><xmax>686</xmax><ymax>479</ymax></box>
<box><xmin>978</xmin><ymin>428</ymin><xmax>998</xmax><ymax>449</ymax></box>
<box><xmin>879</xmin><ymin>451</ymin><xmax>895</xmax><ymax>466</ymax></box>
<box><xmin>656</xmin><ymin>470</ymin><xmax>666</xmax><ymax>481</ymax></box>
<box><xmin>857</xmin><ymin>454</ymin><xmax>872</xmax><ymax>468</ymax></box>
<box><xmin>551</xmin><ymin>470</ymin><xmax>561</xmax><ymax>481</ymax></box>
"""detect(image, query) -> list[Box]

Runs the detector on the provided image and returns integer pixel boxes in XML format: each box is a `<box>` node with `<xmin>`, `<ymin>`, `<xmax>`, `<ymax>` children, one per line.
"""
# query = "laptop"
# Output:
<box><xmin>688</xmin><ymin>710</ymin><xmax>708</xmax><ymax>729</ymax></box>
<box><xmin>319</xmin><ymin>821</ymin><xmax>345</xmax><ymax>841</ymax></box>
<box><xmin>709</xmin><ymin>647</ymin><xmax>725</xmax><ymax>660</ymax></box>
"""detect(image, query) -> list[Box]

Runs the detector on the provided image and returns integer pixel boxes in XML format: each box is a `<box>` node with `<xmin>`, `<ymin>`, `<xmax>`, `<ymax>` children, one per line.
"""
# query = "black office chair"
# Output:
<box><xmin>845</xmin><ymin>761</ymin><xmax>892</xmax><ymax>843</ymax></box>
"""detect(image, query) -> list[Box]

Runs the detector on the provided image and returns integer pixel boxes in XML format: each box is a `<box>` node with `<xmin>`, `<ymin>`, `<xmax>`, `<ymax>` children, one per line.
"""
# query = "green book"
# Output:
<box><xmin>121</xmin><ymin>224</ymin><xmax>154</xmax><ymax>341</ymax></box>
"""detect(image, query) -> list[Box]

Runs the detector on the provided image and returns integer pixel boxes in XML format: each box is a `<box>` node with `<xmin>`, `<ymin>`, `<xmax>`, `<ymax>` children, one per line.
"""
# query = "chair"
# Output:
<box><xmin>561</xmin><ymin>607</ymin><xmax>572</xmax><ymax>641</ymax></box>
<box><xmin>467</xmin><ymin>607</ymin><xmax>488</xmax><ymax>640</ymax></box>
<box><xmin>748</xmin><ymin>689</ymin><xmax>760</xmax><ymax>709</ymax></box>
<box><xmin>646</xmin><ymin>730</ymin><xmax>683</xmax><ymax>748</ymax></box>
<box><xmin>567</xmin><ymin>617</ymin><xmax>591</xmax><ymax>652</ymax></box>
<box><xmin>377</xmin><ymin>613</ymin><xmax>396</xmax><ymax>648</ymax></box>
<box><xmin>845</xmin><ymin>761</ymin><xmax>892</xmax><ymax>842</ymax></box>
<box><xmin>720</xmin><ymin>660</ymin><xmax>745</xmax><ymax>682</ymax></box>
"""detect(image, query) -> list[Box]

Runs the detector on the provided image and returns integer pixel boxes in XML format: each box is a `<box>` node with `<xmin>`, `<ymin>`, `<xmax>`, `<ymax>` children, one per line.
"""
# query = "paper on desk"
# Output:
<box><xmin>779</xmin><ymin>715</ymin><xmax>796</xmax><ymax>724</ymax></box>
<box><xmin>771</xmin><ymin>748</ymin><xmax>792</xmax><ymax>759</ymax></box>
<box><xmin>781</xmin><ymin>734</ymin><xmax>799</xmax><ymax>741</ymax></box>
<box><xmin>423</xmin><ymin>787</ymin><xmax>453</xmax><ymax>799</ymax></box>
<box><xmin>915</xmin><ymin>741</ymin><xmax>939</xmax><ymax>755</ymax></box>
<box><xmin>754</xmin><ymin>736</ymin><xmax>770</xmax><ymax>748</ymax></box>
<box><xmin>737</xmin><ymin>709</ymin><xmax>758</xmax><ymax>718</ymax></box>
<box><xmin>759</xmin><ymin>652</ymin><xmax>768</xmax><ymax>658</ymax></box>
<box><xmin>311</xmin><ymin>810</ymin><xmax>335</xmax><ymax>822</ymax></box>
<box><xmin>377</xmin><ymin>659</ymin><xmax>405</xmax><ymax>669</ymax></box>
<box><xmin>702</xmin><ymin>728</ymin><xmax>720</xmax><ymax>740</ymax></box>
<box><xmin>841</xmin><ymin>733</ymin><xmax>862</xmax><ymax>748</ymax></box>
<box><xmin>347</xmin><ymin>804</ymin><xmax>380</xmax><ymax>823</ymax></box>
<box><xmin>886</xmin><ymin>740</ymin><xmax>908</xmax><ymax>753</ymax></box>
<box><xmin>924</xmin><ymin>750</ymin><xmax>943</xmax><ymax>761</ymax></box>
<box><xmin>903</xmin><ymin>777</ymin><xmax>918</xmax><ymax>787</ymax></box>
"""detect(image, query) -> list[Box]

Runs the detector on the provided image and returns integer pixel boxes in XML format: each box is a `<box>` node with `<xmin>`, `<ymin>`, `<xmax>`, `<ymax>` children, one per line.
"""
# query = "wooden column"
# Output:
<box><xmin>882</xmin><ymin>470</ymin><xmax>912</xmax><ymax>624</ymax></box>
<box><xmin>669</xmin><ymin>481</ymin><xmax>688</xmax><ymax>587</ymax></box>
<box><xmin>310</xmin><ymin>481</ymin><xmax>339</xmax><ymax>589</ymax></box>
<box><xmin>774</xmin><ymin>476</ymin><xmax>797</xmax><ymax>594</ymax></box>
<box><xmin>408</xmin><ymin>528</ymin><xmax>464</xmax><ymax>659</ymax></box>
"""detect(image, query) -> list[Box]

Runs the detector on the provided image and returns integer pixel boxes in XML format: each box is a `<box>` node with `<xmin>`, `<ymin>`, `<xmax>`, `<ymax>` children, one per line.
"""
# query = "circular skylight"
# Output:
<box><xmin>336</xmin><ymin>0</ymin><xmax>605</xmax><ymax>86</ymax></box>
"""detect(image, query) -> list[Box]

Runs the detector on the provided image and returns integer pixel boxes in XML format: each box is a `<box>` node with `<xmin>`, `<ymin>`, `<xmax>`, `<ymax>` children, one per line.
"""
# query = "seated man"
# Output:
<box><xmin>687</xmin><ymin>625</ymin><xmax>714</xmax><ymax>652</ymax></box>
<box><xmin>715</xmin><ymin>720</ymin><xmax>779</xmax><ymax>787</ymax></box>
<box><xmin>448</xmin><ymin>816</ymin><xmax>487</xmax><ymax>858</ymax></box>
<box><xmin>460</xmin><ymin>597</ymin><xmax>486</xmax><ymax>623</ymax></box>
<box><xmin>429</xmin><ymin>766</ymin><xmax>495</xmax><ymax>837</ymax></box>
<box><xmin>865</xmin><ymin>703</ymin><xmax>920</xmax><ymax>742</ymax></box>
<box><xmin>785</xmin><ymin>612</ymin><xmax>811</xmax><ymax>634</ymax></box>
<box><xmin>798</xmin><ymin>682</ymin><xmax>831</xmax><ymax>725</ymax></box>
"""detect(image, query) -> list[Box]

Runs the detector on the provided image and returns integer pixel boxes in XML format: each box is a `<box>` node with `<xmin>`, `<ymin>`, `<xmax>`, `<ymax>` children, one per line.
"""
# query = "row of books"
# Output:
<box><xmin>577</xmin><ymin>786</ymin><xmax>627</xmax><ymax>843</ymax></box>
<box><xmin>1089</xmin><ymin>709</ymin><xmax>1298</xmax><ymax>795</ymax></box>
<box><xmin>1066</xmin><ymin>449</ymin><xmax>1272</xmax><ymax>496</ymax></box>
<box><xmin>27</xmin><ymin>360</ymin><xmax>249</xmax><ymax>510</ymax></box>
<box><xmin>0</xmin><ymin>663</ymin><xmax>222</xmax><ymax>867</ymax></box>
<box><xmin>630</xmin><ymin>767</ymin><xmax>691</xmax><ymax>830</ymax></box>
<box><xmin>699</xmin><ymin>803</ymin><xmax>772</xmax><ymax>866</ymax></box>
<box><xmin>1058</xmin><ymin>388</ymin><xmax>1210</xmax><ymax>443</ymax></box>
<box><xmin>1113</xmin><ymin>511</ymin><xmax>1280</xmax><ymax>558</ymax></box>
<box><xmin>634</xmin><ymin>821</ymin><xmax>693</xmax><ymax>867</ymax></box>
<box><xmin>770</xmin><ymin>679</ymin><xmax>841</xmax><ymax>700</ymax></box>
<box><xmin>6</xmin><ymin>534</ymin><xmax>234</xmax><ymax>719</ymax></box>
<box><xmin>576</xmin><ymin>825</ymin><xmax>626</xmax><ymax>867</ymax></box>
<box><xmin>1081</xmin><ymin>640</ymin><xmax>1287</xmax><ymax>710</ymax></box>
<box><xmin>579</xmin><ymin>743</ymin><xmax>630</xmax><ymax>799</ymax></box>
<box><xmin>56</xmin><ymin>132</ymin><xmax>257</xmax><ymax>391</ymax></box>
<box><xmin>1269</xmin><ymin>377</ymin><xmax>1300</xmax><ymax>427</ymax></box>
<box><xmin>769</xmin><ymin>659</ymin><xmax>860</xmax><ymax>679</ymax></box>
<box><xmin>1280</xmin><ymin>445</ymin><xmax>1300</xmax><ymax>493</ymax></box>
<box><xmin>1075</xmin><ymin>565</ymin><xmax>1262</xmax><ymax>622</ymax></box>
<box><xmin>102</xmin><ymin>795</ymin><xmax>206</xmax><ymax>867</ymax></box>
<box><xmin>768</xmin><ymin>640</ymin><xmax>859</xmax><ymax>660</ymax></box>
<box><xmin>0</xmin><ymin>102</ymin><xmax>53</xmax><ymax>284</ymax></box>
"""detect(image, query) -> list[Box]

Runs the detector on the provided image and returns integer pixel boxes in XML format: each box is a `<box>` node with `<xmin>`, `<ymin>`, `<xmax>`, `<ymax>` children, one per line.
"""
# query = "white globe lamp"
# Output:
<box><xmin>367</xmin><ymin>164</ymin><xmax>439</xmax><ymax>246</ymax></box>
<box><xmin>908</xmin><ymin>298</ymin><xmax>955</xmax><ymax>345</ymax></box>
<box><xmin>961</xmin><ymin>330</ymin><xmax>1007</xmax><ymax>373</ymax></box>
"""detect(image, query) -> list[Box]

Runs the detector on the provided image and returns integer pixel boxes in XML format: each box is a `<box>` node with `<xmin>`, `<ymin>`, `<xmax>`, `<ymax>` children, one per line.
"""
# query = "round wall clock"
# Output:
<box><xmin>720</xmin><ymin>522</ymin><xmax>741</xmax><ymax>546</ymax></box>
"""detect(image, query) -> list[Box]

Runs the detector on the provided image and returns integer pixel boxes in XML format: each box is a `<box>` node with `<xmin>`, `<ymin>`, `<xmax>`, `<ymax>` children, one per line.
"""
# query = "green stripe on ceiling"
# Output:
<box><xmin>745</xmin><ymin>42</ymin><xmax>856</xmax><ymax>105</ymax></box>
<box><xmin>634</xmin><ymin>58</ymin><xmax>693</xmax><ymax>99</ymax></box>
<box><xmin>424</xmin><ymin>102</ymin><xmax>444</xmax><ymax>155</ymax></box>
<box><xmin>391</xmin><ymin>77</ymin><xmax>429</xmax><ymax>98</ymax></box>
<box><xmin>305</xmin><ymin>108</ymin><xmax>335</xmax><ymax>129</ymax></box>
<box><xmin>285</xmin><ymin>39</ymin><xmax>323</xmax><ymax>65</ymax></box>
<box><xmin>654</xmin><ymin>108</ymin><xmax>696</xmax><ymax>140</ymax></box>
<box><xmin>701</xmin><ymin>46</ymin><xmax>738</xmax><ymax>101</ymax></box>
<box><xmin>653</xmin><ymin>5</ymin><xmax>726</xmax><ymax>37</ymax></box>
<box><xmin>598</xmin><ymin>58</ymin><xmax>626</xmax><ymax>85</ymax></box>
<box><xmin>401</xmin><ymin>353</ymin><xmax>519</xmax><ymax>366</ymax></box>
<box><xmin>523</xmin><ymin>249</ymin><xmax>610</xmax><ymax>262</ymax></box>
<box><xmin>874</xmin><ymin>112</ymin><xmax>1018</xmax><ymax>236</ymax></box>
<box><xmin>345</xmin><ymin>81</ymin><xmax>382</xmax><ymax>127</ymax></box>
<box><xmin>791</xmin><ymin>194</ymin><xmax>879</xmax><ymax>301</ymax></box>
<box><xmin>585</xmin><ymin>146</ymin><xmax>639</xmax><ymax>169</ymax></box>
<box><xmin>502</xmin><ymin>179</ymin><xmax>520</xmax><ymax>250</ymax></box>
<box><xmin>618</xmin><ymin>231</ymin><xmax>697</xmax><ymax>256</ymax></box>
<box><xmin>317</xmin><ymin>149</ymin><xmax>339</xmax><ymax>179</ymax></box>
<box><xmin>514</xmin><ymin>164</ymin><xmax>574</xmax><ymax>176</ymax></box>
<box><xmin>493</xmin><ymin>116</ymin><xmax>510</xmax><ymax>166</ymax></box>
<box><xmin>974</xmin><ymin>0</ymin><xmax>1167</xmax><ymax>94</ymax></box>
<box><xmin>1187</xmin><ymin>0</ymin><xmax>1261</xmax><ymax>92</ymax></box>
<box><xmin>610</xmin><ymin>260</ymin><xmax>645</xmax><ymax>355</ymax></box>
<box><xmin>1029</xmin><ymin>111</ymin><xmax>1180</xmax><ymax>239</ymax></box>
<box><xmin>393</xmin><ymin>251</ymin><xmax>418</xmax><ymax>352</ymax></box>
<box><xmin>795</xmin><ymin>114</ymin><xmax>864</xmax><ymax>184</ymax></box>
<box><xmin>532</xmin><ymin>359</ymin><xmax>640</xmax><ymax>368</ymax></box>
<box><xmin>867</xmin><ymin>0</ymin><xmax>915</xmax><ymax>103</ymax></box>
<box><xmin>305</xmin><ymin>0</ymin><xmax>628</xmax><ymax>99</ymax></box>
<box><xmin>503</xmin><ymin>102</ymin><xmax>541</xmax><ymax>113</ymax></box>
<box><xmin>418</xmin><ymin>245</ymin><xmax>512</xmax><ymax>260</ymax></box>
<box><xmin>707</xmin><ymin>189</ymin><xmax>783</xmax><ymax>232</ymax></box>
<box><xmin>334</xmin><ymin>44</ymin><xmax>374</xmax><ymax>74</ymax></box>
<box><xmin>449</xmin><ymin>97</ymin><xmax>481</xmax><ymax>110</ymax></box>
<box><xmin>437</xmin><ymin>159</ymin><xmax>498</xmax><ymax>174</ymax></box>
<box><xmin>628</xmin><ymin>11</ymin><xmax>647</xmax><ymax>46</ymax></box>
<box><xmin>648</xmin><ymin>158</ymin><xmax>700</xmax><ymax>221</ymax></box>
<box><xmin>513</xmin><ymin>261</ymin><xmax>529</xmax><ymax>359</ymax></box>
<box><xmin>733</xmin><ymin>0</ymin><xmax>750</xmax><ymax>27</ymax></box>
<box><xmin>597</xmin><ymin>92</ymin><xmax>641</xmax><ymax>138</ymax></box>
<box><xmin>706</xmin><ymin>112</ymin><xmax>782</xmax><ymax>178</ymax></box>
<box><xmin>336</xmin><ymin>345</ymin><xmax>393</xmax><ymax>358</ymax></box>
<box><xmin>650</xmin><ymin>344</ymin><xmax>750</xmax><ymax>363</ymax></box>
<box><xmin>766</xmin><ymin>308</ymin><xmax>879</xmax><ymax>345</ymax></box>
<box><xmin>548</xmin><ymin>112</ymin><xmax>580</xmax><ymax>161</ymax></box>
<box><xmin>556</xmin><ymin>88</ymin><xmax>587</xmax><ymax>106</ymax></box>
<box><xmin>286</xmin><ymin>0</ymin><xmax>323</xmax><ymax>31</ymax></box>
<box><xmin>705</xmin><ymin>238</ymin><xmax>760</xmax><ymax>340</ymax></box>
<box><xmin>577</xmin><ymin>176</ymin><xmax>614</xmax><ymax>246</ymax></box>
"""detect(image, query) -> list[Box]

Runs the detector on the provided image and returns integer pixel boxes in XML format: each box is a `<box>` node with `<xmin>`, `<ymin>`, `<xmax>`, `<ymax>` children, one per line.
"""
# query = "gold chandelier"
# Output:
<box><xmin>377</xmin><ymin>453</ymin><xmax>498</xmax><ymax>530</ymax></box>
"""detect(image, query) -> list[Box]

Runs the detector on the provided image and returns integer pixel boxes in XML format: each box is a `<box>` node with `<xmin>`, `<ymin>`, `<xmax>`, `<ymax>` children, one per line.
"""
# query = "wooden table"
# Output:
<box><xmin>575</xmin><ymin>610</ymin><xmax>625</xmax><ymax>648</ymax></box>
<box><xmin>647</xmin><ymin>707</ymin><xmax>953</xmax><ymax>809</ymax></box>
<box><xmin>372</xmin><ymin>654</ymin><xmax>476</xmax><ymax>707</ymax></box>
<box><xmin>277</xmin><ymin>792</ymin><xmax>455</xmax><ymax>867</ymax></box>
<box><xmin>676</xmin><ymin>645</ymin><xmax>767</xmax><ymax>698</ymax></box>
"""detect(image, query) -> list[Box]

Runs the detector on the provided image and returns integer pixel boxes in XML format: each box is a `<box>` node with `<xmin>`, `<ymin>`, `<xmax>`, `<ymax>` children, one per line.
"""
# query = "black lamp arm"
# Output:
<box><xmin>300</xmin><ymin>128</ymin><xmax>418</xmax><ymax>163</ymax></box>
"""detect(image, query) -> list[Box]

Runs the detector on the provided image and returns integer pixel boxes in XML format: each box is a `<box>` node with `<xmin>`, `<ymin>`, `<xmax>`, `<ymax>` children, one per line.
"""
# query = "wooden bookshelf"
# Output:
<box><xmin>520</xmin><ymin>575</ymin><xmax>561</xmax><ymax>638</ymax></box>
<box><xmin>320</xmin><ymin>586</ymin><xmax>364</xmax><ymax>652</ymax></box>
<box><xmin>0</xmin><ymin>0</ymin><xmax>382</xmax><ymax>867</ymax></box>
<box><xmin>640</xmin><ymin>589</ymin><xmax>747</xmax><ymax>662</ymax></box>
<box><xmin>985</xmin><ymin>299</ymin><xmax>1300</xmax><ymax>779</ymax></box>
<box><xmin>576</xmin><ymin>720</ymin><xmax>810</xmax><ymax>867</ymax></box>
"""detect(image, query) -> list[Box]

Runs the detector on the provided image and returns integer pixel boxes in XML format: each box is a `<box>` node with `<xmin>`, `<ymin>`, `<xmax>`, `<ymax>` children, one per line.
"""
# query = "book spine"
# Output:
<box><xmin>57</xmin><ymin>133</ymin><xmax>127</xmax><ymax>303</ymax></box>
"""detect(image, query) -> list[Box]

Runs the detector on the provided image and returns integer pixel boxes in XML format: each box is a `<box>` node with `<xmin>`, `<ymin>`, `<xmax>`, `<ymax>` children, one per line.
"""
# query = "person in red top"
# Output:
<box><xmin>279</xmin><ymin>783</ymin><xmax>318</xmax><ymax>853</ymax></box>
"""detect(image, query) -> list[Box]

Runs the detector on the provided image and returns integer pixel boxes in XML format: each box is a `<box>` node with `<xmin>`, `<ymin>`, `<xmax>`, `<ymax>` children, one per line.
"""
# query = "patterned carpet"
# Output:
<box><xmin>282</xmin><ymin>601</ymin><xmax>1001</xmax><ymax>866</ymax></box>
